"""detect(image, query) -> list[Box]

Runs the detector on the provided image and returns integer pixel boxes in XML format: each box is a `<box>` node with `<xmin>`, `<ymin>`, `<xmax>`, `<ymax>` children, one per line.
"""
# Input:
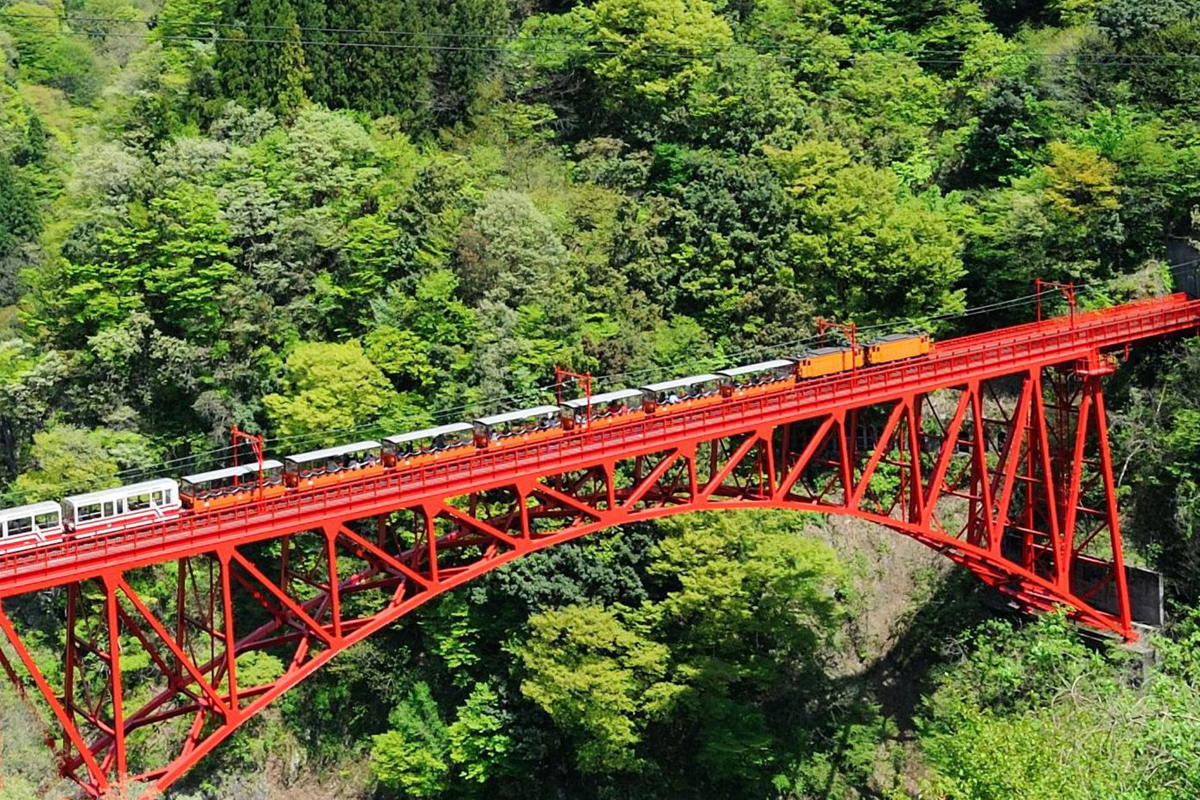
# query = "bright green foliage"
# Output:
<box><xmin>828</xmin><ymin>52</ymin><xmax>946</xmax><ymax>167</ymax></box>
<box><xmin>446</xmin><ymin>683</ymin><xmax>514</xmax><ymax>784</ymax></box>
<box><xmin>0</xmin><ymin>4</ymin><xmax>101</xmax><ymax>103</ymax></box>
<box><xmin>917</xmin><ymin>613</ymin><xmax>1200</xmax><ymax>800</ymax></box>
<box><xmin>363</xmin><ymin>326</ymin><xmax>435</xmax><ymax>390</ymax></box>
<box><xmin>641</xmin><ymin>512</ymin><xmax>844</xmax><ymax>787</ymax></box>
<box><xmin>769</xmin><ymin>139</ymin><xmax>968</xmax><ymax>323</ymax></box>
<box><xmin>12</xmin><ymin>424</ymin><xmax>157</xmax><ymax>501</ymax></box>
<box><xmin>519</xmin><ymin>0</ymin><xmax>735</xmax><ymax>137</ymax></box>
<box><xmin>0</xmin><ymin>340</ymin><xmax>64</xmax><ymax>484</ymax></box>
<box><xmin>262</xmin><ymin>340</ymin><xmax>399</xmax><ymax>443</ymax></box>
<box><xmin>517</xmin><ymin>512</ymin><xmax>846</xmax><ymax>789</ymax></box>
<box><xmin>27</xmin><ymin>184</ymin><xmax>236</xmax><ymax>346</ymax></box>
<box><xmin>422</xmin><ymin>593</ymin><xmax>483</xmax><ymax>680</ymax></box>
<box><xmin>370</xmin><ymin>682</ymin><xmax>451</xmax><ymax>796</ymax></box>
<box><xmin>3</xmin><ymin>0</ymin><xmax>1200</xmax><ymax>794</ymax></box>
<box><xmin>234</xmin><ymin>651</ymin><xmax>285</xmax><ymax>687</ymax></box>
<box><xmin>519</xmin><ymin>603</ymin><xmax>681</xmax><ymax>773</ymax></box>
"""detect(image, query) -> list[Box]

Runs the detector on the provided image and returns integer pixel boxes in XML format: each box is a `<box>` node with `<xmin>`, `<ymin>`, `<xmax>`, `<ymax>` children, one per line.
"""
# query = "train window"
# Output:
<box><xmin>152</xmin><ymin>491</ymin><xmax>163</xmax><ymax>504</ymax></box>
<box><xmin>128</xmin><ymin>493</ymin><xmax>151</xmax><ymax>512</ymax></box>
<box><xmin>164</xmin><ymin>488</ymin><xmax>173</xmax><ymax>504</ymax></box>
<box><xmin>35</xmin><ymin>512</ymin><xmax>58</xmax><ymax>531</ymax></box>
<box><xmin>103</xmin><ymin>501</ymin><xmax>116</xmax><ymax>517</ymax></box>
<box><xmin>78</xmin><ymin>503</ymin><xmax>103</xmax><ymax>522</ymax></box>
<box><xmin>7</xmin><ymin>516</ymin><xmax>32</xmax><ymax>537</ymax></box>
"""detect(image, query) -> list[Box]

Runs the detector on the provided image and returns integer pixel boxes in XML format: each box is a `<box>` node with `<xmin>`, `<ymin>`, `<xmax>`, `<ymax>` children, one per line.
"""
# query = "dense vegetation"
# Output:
<box><xmin>4</xmin><ymin>0</ymin><xmax>1200</xmax><ymax>797</ymax></box>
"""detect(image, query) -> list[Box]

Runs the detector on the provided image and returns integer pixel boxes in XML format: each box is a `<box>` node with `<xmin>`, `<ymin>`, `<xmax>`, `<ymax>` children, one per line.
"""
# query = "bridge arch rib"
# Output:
<box><xmin>0</xmin><ymin>354</ymin><xmax>1142</xmax><ymax>797</ymax></box>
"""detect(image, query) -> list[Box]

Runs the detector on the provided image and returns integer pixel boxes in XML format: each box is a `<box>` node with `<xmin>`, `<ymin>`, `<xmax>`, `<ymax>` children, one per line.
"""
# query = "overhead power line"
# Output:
<box><xmin>5</xmin><ymin>9</ymin><xmax>1200</xmax><ymax>66</ymax></box>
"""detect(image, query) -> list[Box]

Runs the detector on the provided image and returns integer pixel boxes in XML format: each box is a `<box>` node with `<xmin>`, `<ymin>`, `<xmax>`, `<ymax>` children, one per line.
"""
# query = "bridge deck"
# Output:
<box><xmin>2</xmin><ymin>293</ymin><xmax>1198</xmax><ymax>597</ymax></box>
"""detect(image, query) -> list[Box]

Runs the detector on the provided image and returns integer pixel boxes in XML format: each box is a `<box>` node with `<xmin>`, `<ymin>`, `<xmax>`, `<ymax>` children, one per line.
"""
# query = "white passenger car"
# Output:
<box><xmin>0</xmin><ymin>501</ymin><xmax>64</xmax><ymax>550</ymax></box>
<box><xmin>62</xmin><ymin>478</ymin><xmax>182</xmax><ymax>535</ymax></box>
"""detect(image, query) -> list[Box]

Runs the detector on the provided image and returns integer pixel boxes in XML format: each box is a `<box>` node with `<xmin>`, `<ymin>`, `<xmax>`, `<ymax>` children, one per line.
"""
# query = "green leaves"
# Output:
<box><xmin>917</xmin><ymin>613</ymin><xmax>1200</xmax><ymax>800</ymax></box>
<box><xmin>519</xmin><ymin>603</ymin><xmax>681</xmax><ymax>774</ymax></box>
<box><xmin>262</xmin><ymin>340</ymin><xmax>399</xmax><ymax>443</ymax></box>
<box><xmin>370</xmin><ymin>684</ymin><xmax>452</xmax><ymax>796</ymax></box>
<box><xmin>768</xmin><ymin>139</ymin><xmax>968</xmax><ymax>324</ymax></box>
<box><xmin>12</xmin><ymin>423</ymin><xmax>157</xmax><ymax>502</ymax></box>
<box><xmin>514</xmin><ymin>512</ymin><xmax>846</xmax><ymax>788</ymax></box>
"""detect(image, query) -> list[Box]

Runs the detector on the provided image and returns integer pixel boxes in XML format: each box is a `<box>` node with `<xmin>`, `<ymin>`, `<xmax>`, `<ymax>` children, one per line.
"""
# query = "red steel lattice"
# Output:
<box><xmin>0</xmin><ymin>294</ymin><xmax>1199</xmax><ymax>796</ymax></box>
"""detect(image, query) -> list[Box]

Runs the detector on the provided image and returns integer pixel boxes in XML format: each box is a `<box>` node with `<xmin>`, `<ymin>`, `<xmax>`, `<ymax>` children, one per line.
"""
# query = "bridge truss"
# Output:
<box><xmin>0</xmin><ymin>294</ymin><xmax>1198</xmax><ymax>796</ymax></box>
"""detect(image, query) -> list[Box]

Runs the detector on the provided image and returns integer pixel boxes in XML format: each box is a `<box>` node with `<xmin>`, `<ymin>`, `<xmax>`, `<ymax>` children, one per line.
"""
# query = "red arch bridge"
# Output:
<box><xmin>1</xmin><ymin>293</ymin><xmax>1199</xmax><ymax>796</ymax></box>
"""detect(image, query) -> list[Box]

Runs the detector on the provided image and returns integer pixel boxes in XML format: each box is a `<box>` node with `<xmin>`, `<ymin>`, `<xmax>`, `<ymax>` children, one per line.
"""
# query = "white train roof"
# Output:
<box><xmin>63</xmin><ymin>478</ymin><xmax>180</xmax><ymax>507</ymax></box>
<box><xmin>385</xmin><ymin>422</ymin><xmax>474</xmax><ymax>445</ymax></box>
<box><xmin>562</xmin><ymin>388</ymin><xmax>642</xmax><ymax>410</ymax></box>
<box><xmin>476</xmin><ymin>405</ymin><xmax>561</xmax><ymax>427</ymax></box>
<box><xmin>285</xmin><ymin>441</ymin><xmax>381</xmax><ymax>464</ymax></box>
<box><xmin>642</xmin><ymin>374</ymin><xmax>721</xmax><ymax>393</ymax></box>
<box><xmin>182</xmin><ymin>460</ymin><xmax>284</xmax><ymax>486</ymax></box>
<box><xmin>717</xmin><ymin>359</ymin><xmax>795</xmax><ymax>378</ymax></box>
<box><xmin>0</xmin><ymin>501</ymin><xmax>61</xmax><ymax>522</ymax></box>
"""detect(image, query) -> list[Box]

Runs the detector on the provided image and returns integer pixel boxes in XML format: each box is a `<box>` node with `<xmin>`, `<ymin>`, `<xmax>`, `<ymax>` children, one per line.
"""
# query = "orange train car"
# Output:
<box><xmin>181</xmin><ymin>461</ymin><xmax>287</xmax><ymax>510</ymax></box>
<box><xmin>865</xmin><ymin>332</ymin><xmax>932</xmax><ymax>366</ymax></box>
<box><xmin>797</xmin><ymin>346</ymin><xmax>865</xmax><ymax>379</ymax></box>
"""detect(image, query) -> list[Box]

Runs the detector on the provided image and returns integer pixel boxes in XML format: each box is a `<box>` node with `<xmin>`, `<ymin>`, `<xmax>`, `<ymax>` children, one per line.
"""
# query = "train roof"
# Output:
<box><xmin>869</xmin><ymin>332</ymin><xmax>928</xmax><ymax>344</ymax></box>
<box><xmin>717</xmin><ymin>359</ymin><xmax>795</xmax><ymax>378</ymax></box>
<box><xmin>285</xmin><ymin>441</ymin><xmax>381</xmax><ymax>464</ymax></box>
<box><xmin>802</xmin><ymin>346</ymin><xmax>855</xmax><ymax>358</ymax></box>
<box><xmin>63</xmin><ymin>478</ymin><xmax>180</xmax><ymax>508</ymax></box>
<box><xmin>0</xmin><ymin>501</ymin><xmax>61</xmax><ymax>522</ymax></box>
<box><xmin>476</xmin><ymin>405</ymin><xmax>561</xmax><ymax>427</ymax></box>
<box><xmin>384</xmin><ymin>422</ymin><xmax>474</xmax><ymax>446</ymax></box>
<box><xmin>181</xmin><ymin>461</ymin><xmax>284</xmax><ymax>486</ymax></box>
<box><xmin>641</xmin><ymin>374</ymin><xmax>721</xmax><ymax>393</ymax></box>
<box><xmin>562</xmin><ymin>388</ymin><xmax>643</xmax><ymax>410</ymax></box>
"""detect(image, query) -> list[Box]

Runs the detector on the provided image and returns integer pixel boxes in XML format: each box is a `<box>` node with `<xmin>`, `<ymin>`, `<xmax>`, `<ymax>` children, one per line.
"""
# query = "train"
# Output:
<box><xmin>0</xmin><ymin>332</ymin><xmax>932</xmax><ymax>552</ymax></box>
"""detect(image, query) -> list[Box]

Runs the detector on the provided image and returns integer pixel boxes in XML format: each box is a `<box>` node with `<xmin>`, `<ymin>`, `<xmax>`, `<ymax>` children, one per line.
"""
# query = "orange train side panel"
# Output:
<box><xmin>866</xmin><ymin>334</ymin><xmax>932</xmax><ymax>365</ymax></box>
<box><xmin>182</xmin><ymin>484</ymin><xmax>289</xmax><ymax>511</ymax></box>
<box><xmin>797</xmin><ymin>347</ymin><xmax>864</xmax><ymax>379</ymax></box>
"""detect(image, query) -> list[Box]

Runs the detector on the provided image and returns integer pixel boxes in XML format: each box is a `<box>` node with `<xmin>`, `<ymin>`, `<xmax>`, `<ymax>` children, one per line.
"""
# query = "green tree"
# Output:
<box><xmin>369</xmin><ymin>682</ymin><xmax>451</xmax><ymax>797</ymax></box>
<box><xmin>433</xmin><ymin>0</ymin><xmax>510</xmax><ymax>123</ymax></box>
<box><xmin>517</xmin><ymin>512</ymin><xmax>846</xmax><ymax>789</ymax></box>
<box><xmin>454</xmin><ymin>190</ymin><xmax>569</xmax><ymax>306</ymax></box>
<box><xmin>446</xmin><ymin>682</ymin><xmax>514</xmax><ymax>784</ymax></box>
<box><xmin>917</xmin><ymin>614</ymin><xmax>1200</xmax><ymax>800</ymax></box>
<box><xmin>262</xmin><ymin>340</ymin><xmax>399</xmax><ymax>442</ymax></box>
<box><xmin>519</xmin><ymin>603</ymin><xmax>682</xmax><ymax>774</ymax></box>
<box><xmin>519</xmin><ymin>0</ymin><xmax>734</xmax><ymax>137</ymax></box>
<box><xmin>13</xmin><ymin>424</ymin><xmax>157</xmax><ymax>501</ymax></box>
<box><xmin>0</xmin><ymin>160</ymin><xmax>39</xmax><ymax>259</ymax></box>
<box><xmin>768</xmin><ymin>139</ymin><xmax>968</xmax><ymax>323</ymax></box>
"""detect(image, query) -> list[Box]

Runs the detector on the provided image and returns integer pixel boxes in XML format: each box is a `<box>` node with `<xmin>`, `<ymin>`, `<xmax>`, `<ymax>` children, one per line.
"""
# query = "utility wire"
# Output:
<box><xmin>6</xmin><ymin>10</ymin><xmax>1200</xmax><ymax>66</ymax></box>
